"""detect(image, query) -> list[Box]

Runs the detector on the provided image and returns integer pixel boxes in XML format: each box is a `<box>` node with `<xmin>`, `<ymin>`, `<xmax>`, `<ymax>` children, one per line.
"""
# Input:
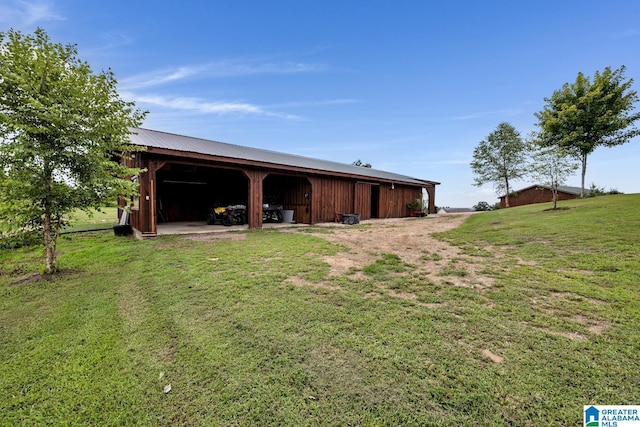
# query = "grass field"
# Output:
<box><xmin>1</xmin><ymin>195</ymin><xmax>638</xmax><ymax>425</ymax></box>
<box><xmin>61</xmin><ymin>207</ymin><xmax>120</xmax><ymax>233</ymax></box>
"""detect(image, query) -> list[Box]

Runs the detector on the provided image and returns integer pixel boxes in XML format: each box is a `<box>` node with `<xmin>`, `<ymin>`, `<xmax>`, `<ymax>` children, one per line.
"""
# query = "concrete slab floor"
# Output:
<box><xmin>155</xmin><ymin>221</ymin><xmax>308</xmax><ymax>236</ymax></box>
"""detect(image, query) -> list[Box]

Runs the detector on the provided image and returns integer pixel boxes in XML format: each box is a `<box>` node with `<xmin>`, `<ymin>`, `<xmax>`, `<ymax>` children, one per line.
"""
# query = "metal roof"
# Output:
<box><xmin>499</xmin><ymin>184</ymin><xmax>583</xmax><ymax>198</ymax></box>
<box><xmin>129</xmin><ymin>128</ymin><xmax>439</xmax><ymax>187</ymax></box>
<box><xmin>556</xmin><ymin>185</ymin><xmax>583</xmax><ymax>195</ymax></box>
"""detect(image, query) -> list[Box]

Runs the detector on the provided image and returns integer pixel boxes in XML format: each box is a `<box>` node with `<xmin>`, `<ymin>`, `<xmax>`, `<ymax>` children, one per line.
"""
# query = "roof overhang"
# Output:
<box><xmin>129</xmin><ymin>127</ymin><xmax>440</xmax><ymax>188</ymax></box>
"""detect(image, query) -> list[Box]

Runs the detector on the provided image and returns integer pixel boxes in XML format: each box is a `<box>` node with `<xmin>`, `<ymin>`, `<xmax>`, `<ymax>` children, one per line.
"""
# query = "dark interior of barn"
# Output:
<box><xmin>156</xmin><ymin>164</ymin><xmax>247</xmax><ymax>222</ymax></box>
<box><xmin>155</xmin><ymin>164</ymin><xmax>312</xmax><ymax>224</ymax></box>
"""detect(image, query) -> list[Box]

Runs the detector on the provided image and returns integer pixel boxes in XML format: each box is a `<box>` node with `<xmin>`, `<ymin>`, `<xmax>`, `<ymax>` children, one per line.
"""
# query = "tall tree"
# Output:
<box><xmin>0</xmin><ymin>28</ymin><xmax>146</xmax><ymax>273</ymax></box>
<box><xmin>470</xmin><ymin>122</ymin><xmax>527</xmax><ymax>208</ymax></box>
<box><xmin>528</xmin><ymin>141</ymin><xmax>580</xmax><ymax>209</ymax></box>
<box><xmin>534</xmin><ymin>66</ymin><xmax>640</xmax><ymax>197</ymax></box>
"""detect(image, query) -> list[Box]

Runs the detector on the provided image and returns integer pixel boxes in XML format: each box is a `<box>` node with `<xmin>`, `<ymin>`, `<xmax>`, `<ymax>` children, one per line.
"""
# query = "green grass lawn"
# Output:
<box><xmin>1</xmin><ymin>195</ymin><xmax>639</xmax><ymax>425</ymax></box>
<box><xmin>61</xmin><ymin>207</ymin><xmax>120</xmax><ymax>232</ymax></box>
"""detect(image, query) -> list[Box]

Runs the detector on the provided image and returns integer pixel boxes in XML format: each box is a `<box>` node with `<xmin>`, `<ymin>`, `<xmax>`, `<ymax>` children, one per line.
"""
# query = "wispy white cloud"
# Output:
<box><xmin>0</xmin><ymin>0</ymin><xmax>64</xmax><ymax>29</ymax></box>
<box><xmin>119</xmin><ymin>58</ymin><xmax>327</xmax><ymax>90</ymax></box>
<box><xmin>123</xmin><ymin>92</ymin><xmax>301</xmax><ymax>120</ymax></box>
<box><xmin>269</xmin><ymin>99</ymin><xmax>360</xmax><ymax>108</ymax></box>
<box><xmin>83</xmin><ymin>31</ymin><xmax>134</xmax><ymax>55</ymax></box>
<box><xmin>119</xmin><ymin>66</ymin><xmax>207</xmax><ymax>90</ymax></box>
<box><xmin>118</xmin><ymin>56</ymin><xmax>333</xmax><ymax>120</ymax></box>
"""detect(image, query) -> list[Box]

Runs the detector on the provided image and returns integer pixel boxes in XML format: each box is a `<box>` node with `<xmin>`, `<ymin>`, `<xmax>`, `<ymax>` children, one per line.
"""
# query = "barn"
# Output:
<box><xmin>124</xmin><ymin>128</ymin><xmax>439</xmax><ymax>236</ymax></box>
<box><xmin>499</xmin><ymin>184</ymin><xmax>582</xmax><ymax>208</ymax></box>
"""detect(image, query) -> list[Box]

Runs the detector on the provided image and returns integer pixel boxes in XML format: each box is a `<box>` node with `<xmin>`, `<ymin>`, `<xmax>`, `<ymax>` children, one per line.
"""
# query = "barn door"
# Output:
<box><xmin>354</xmin><ymin>183</ymin><xmax>372</xmax><ymax>221</ymax></box>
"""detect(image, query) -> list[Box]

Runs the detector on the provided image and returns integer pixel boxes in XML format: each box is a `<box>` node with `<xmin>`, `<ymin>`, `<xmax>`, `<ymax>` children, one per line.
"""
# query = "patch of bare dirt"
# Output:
<box><xmin>572</xmin><ymin>314</ymin><xmax>612</xmax><ymax>335</ymax></box>
<box><xmin>186</xmin><ymin>233</ymin><xmax>247</xmax><ymax>241</ymax></box>
<box><xmin>587</xmin><ymin>322</ymin><xmax>612</xmax><ymax>335</ymax></box>
<box><xmin>548</xmin><ymin>291</ymin><xmax>605</xmax><ymax>305</ymax></box>
<box><xmin>387</xmin><ymin>289</ymin><xmax>443</xmax><ymax>308</ymax></box>
<box><xmin>521</xmin><ymin>322</ymin><xmax>590</xmax><ymax>341</ymax></box>
<box><xmin>482</xmin><ymin>349</ymin><xmax>504</xmax><ymax>363</ymax></box>
<box><xmin>529</xmin><ymin>292</ymin><xmax>612</xmax><ymax>336</ymax></box>
<box><xmin>457</xmin><ymin>339</ymin><xmax>505</xmax><ymax>363</ymax></box>
<box><xmin>9</xmin><ymin>272</ymin><xmax>43</xmax><ymax>286</ymax></box>
<box><xmin>286</xmin><ymin>275</ymin><xmax>341</xmax><ymax>291</ymax></box>
<box><xmin>514</xmin><ymin>256</ymin><xmax>538</xmax><ymax>266</ymax></box>
<box><xmin>309</xmin><ymin>213</ymin><xmax>493</xmax><ymax>290</ymax></box>
<box><xmin>9</xmin><ymin>268</ymin><xmax>81</xmax><ymax>286</ymax></box>
<box><xmin>539</xmin><ymin>328</ymin><xmax>589</xmax><ymax>341</ymax></box>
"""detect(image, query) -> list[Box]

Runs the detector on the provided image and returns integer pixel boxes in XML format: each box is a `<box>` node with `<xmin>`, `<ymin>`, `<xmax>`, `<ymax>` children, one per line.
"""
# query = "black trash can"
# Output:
<box><xmin>113</xmin><ymin>224</ymin><xmax>133</xmax><ymax>236</ymax></box>
<box><xmin>341</xmin><ymin>214</ymin><xmax>360</xmax><ymax>225</ymax></box>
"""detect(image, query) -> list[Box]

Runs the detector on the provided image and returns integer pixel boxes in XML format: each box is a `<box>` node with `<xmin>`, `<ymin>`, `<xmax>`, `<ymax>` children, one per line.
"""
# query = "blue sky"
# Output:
<box><xmin>3</xmin><ymin>0</ymin><xmax>640</xmax><ymax>208</ymax></box>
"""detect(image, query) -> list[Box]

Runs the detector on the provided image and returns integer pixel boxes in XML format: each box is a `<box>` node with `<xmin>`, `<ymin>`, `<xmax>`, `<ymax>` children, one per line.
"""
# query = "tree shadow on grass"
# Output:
<box><xmin>9</xmin><ymin>269</ymin><xmax>81</xmax><ymax>286</ymax></box>
<box><xmin>542</xmin><ymin>207</ymin><xmax>571</xmax><ymax>212</ymax></box>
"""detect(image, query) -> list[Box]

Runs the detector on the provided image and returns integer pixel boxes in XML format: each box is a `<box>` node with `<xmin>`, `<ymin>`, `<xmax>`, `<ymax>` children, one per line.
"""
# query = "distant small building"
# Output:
<box><xmin>499</xmin><ymin>185</ymin><xmax>582</xmax><ymax>208</ymax></box>
<box><xmin>439</xmin><ymin>207</ymin><xmax>473</xmax><ymax>213</ymax></box>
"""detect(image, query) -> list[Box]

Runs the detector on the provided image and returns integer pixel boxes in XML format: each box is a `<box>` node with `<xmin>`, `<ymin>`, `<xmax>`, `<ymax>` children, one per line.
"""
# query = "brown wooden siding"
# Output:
<box><xmin>128</xmin><ymin>151</ymin><xmax>434</xmax><ymax>234</ymax></box>
<box><xmin>379</xmin><ymin>185</ymin><xmax>422</xmax><ymax>218</ymax></box>
<box><xmin>282</xmin><ymin>177</ymin><xmax>312</xmax><ymax>225</ymax></box>
<box><xmin>354</xmin><ymin>183</ymin><xmax>373</xmax><ymax>220</ymax></box>
<box><xmin>244</xmin><ymin>169</ymin><xmax>267</xmax><ymax>229</ymax></box>
<box><xmin>500</xmin><ymin>187</ymin><xmax>579</xmax><ymax>208</ymax></box>
<box><xmin>309</xmin><ymin>176</ymin><xmax>355</xmax><ymax>223</ymax></box>
<box><xmin>130</xmin><ymin>156</ymin><xmax>159</xmax><ymax>234</ymax></box>
<box><xmin>309</xmin><ymin>179</ymin><xmax>422</xmax><ymax>222</ymax></box>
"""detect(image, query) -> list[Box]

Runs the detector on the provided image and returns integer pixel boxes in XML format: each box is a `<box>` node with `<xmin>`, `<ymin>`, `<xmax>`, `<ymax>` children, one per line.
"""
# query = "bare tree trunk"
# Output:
<box><xmin>43</xmin><ymin>158</ymin><xmax>56</xmax><ymax>274</ymax></box>
<box><xmin>580</xmin><ymin>153</ymin><xmax>588</xmax><ymax>198</ymax></box>
<box><xmin>504</xmin><ymin>179</ymin><xmax>510</xmax><ymax>208</ymax></box>
<box><xmin>44</xmin><ymin>212</ymin><xmax>54</xmax><ymax>274</ymax></box>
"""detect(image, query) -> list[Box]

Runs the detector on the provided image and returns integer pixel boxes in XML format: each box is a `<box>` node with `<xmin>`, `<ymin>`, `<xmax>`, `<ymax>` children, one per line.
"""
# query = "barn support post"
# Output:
<box><xmin>149</xmin><ymin>177</ymin><xmax>156</xmax><ymax>234</ymax></box>
<box><xmin>245</xmin><ymin>169</ymin><xmax>267</xmax><ymax>229</ymax></box>
<box><xmin>425</xmin><ymin>185</ymin><xmax>436</xmax><ymax>214</ymax></box>
<box><xmin>308</xmin><ymin>177</ymin><xmax>322</xmax><ymax>224</ymax></box>
<box><xmin>134</xmin><ymin>159</ymin><xmax>165</xmax><ymax>236</ymax></box>
<box><xmin>131</xmin><ymin>179</ymin><xmax>146</xmax><ymax>232</ymax></box>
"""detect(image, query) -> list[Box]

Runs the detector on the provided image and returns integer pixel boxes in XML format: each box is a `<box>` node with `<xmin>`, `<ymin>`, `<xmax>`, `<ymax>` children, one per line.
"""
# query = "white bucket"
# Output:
<box><xmin>282</xmin><ymin>210</ymin><xmax>294</xmax><ymax>223</ymax></box>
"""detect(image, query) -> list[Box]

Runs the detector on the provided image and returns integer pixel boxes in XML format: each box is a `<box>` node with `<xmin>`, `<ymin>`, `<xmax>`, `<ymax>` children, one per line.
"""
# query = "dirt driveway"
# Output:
<box><xmin>298</xmin><ymin>213</ymin><xmax>493</xmax><ymax>292</ymax></box>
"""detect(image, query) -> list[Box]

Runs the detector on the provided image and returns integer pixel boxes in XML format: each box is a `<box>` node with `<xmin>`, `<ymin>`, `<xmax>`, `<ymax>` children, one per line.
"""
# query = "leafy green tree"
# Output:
<box><xmin>528</xmin><ymin>141</ymin><xmax>579</xmax><ymax>209</ymax></box>
<box><xmin>586</xmin><ymin>183</ymin><xmax>622</xmax><ymax>197</ymax></box>
<box><xmin>0</xmin><ymin>28</ymin><xmax>146</xmax><ymax>273</ymax></box>
<box><xmin>352</xmin><ymin>159</ymin><xmax>372</xmax><ymax>168</ymax></box>
<box><xmin>470</xmin><ymin>122</ymin><xmax>527</xmax><ymax>208</ymax></box>
<box><xmin>472</xmin><ymin>201</ymin><xmax>493</xmax><ymax>211</ymax></box>
<box><xmin>534</xmin><ymin>66</ymin><xmax>640</xmax><ymax>197</ymax></box>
